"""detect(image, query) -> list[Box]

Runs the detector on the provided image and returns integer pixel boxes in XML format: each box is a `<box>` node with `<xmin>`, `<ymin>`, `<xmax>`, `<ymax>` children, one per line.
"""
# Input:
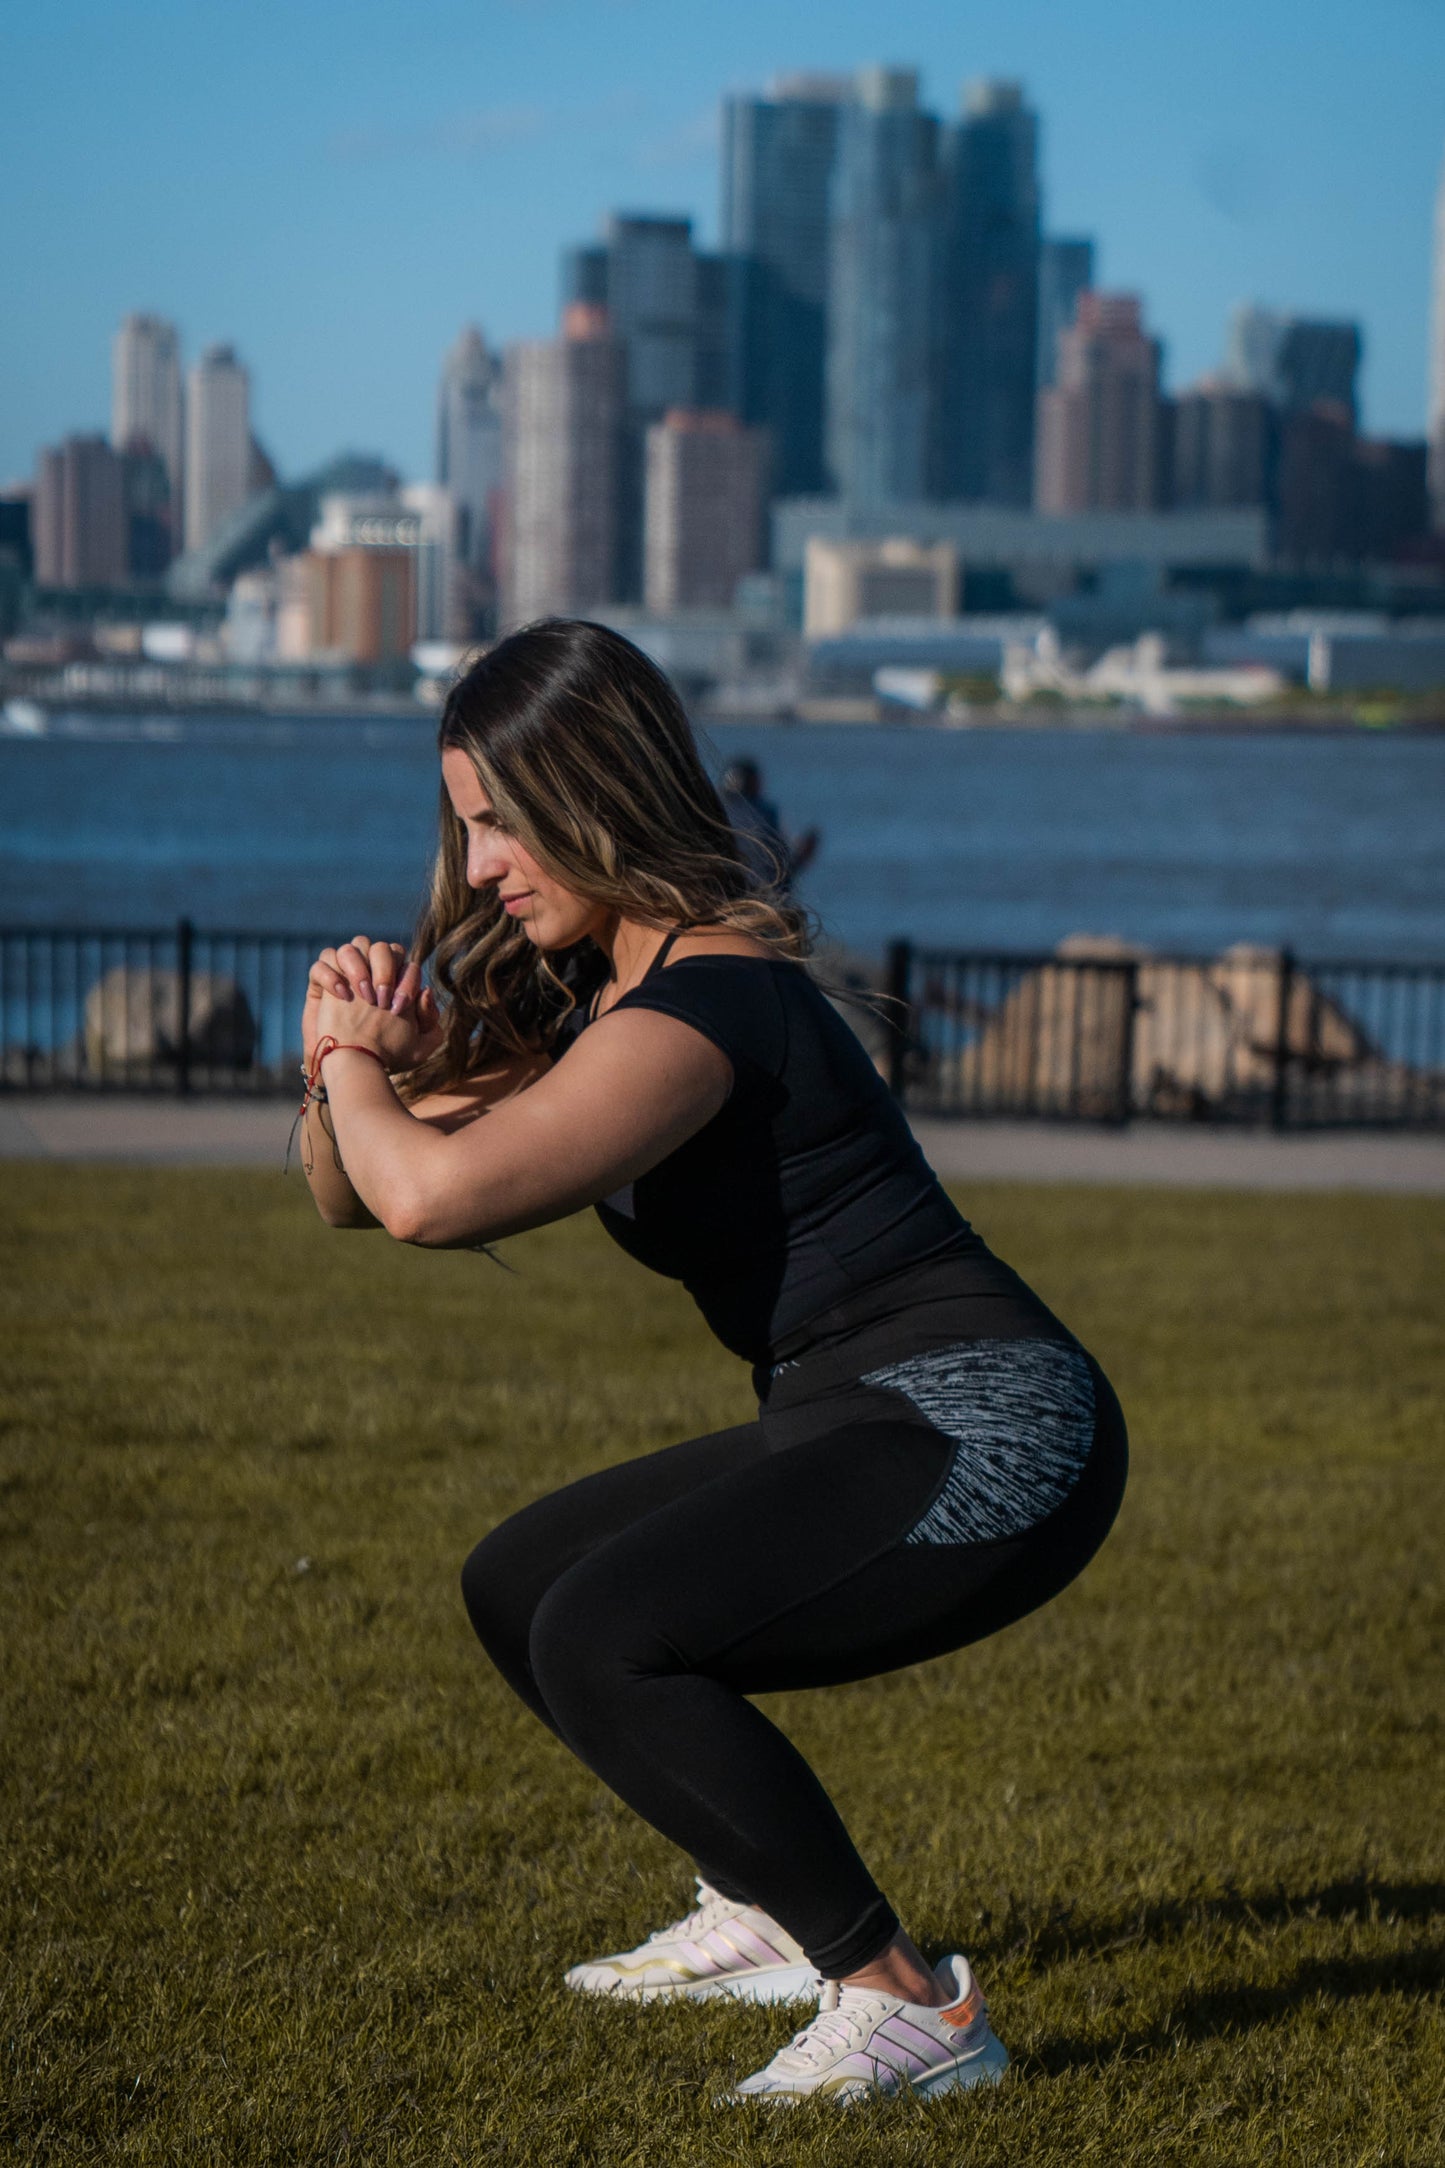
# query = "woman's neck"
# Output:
<box><xmin>593</xmin><ymin>912</ymin><xmax>674</xmax><ymax>995</ymax></box>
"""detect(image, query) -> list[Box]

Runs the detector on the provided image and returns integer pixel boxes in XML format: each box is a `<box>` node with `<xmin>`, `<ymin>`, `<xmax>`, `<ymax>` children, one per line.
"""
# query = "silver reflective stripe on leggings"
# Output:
<box><xmin>861</xmin><ymin>1338</ymin><xmax>1096</xmax><ymax>1545</ymax></box>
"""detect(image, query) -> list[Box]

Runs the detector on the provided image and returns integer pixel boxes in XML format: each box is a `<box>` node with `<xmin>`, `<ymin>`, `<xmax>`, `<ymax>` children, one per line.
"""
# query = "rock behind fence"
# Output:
<box><xmin>83</xmin><ymin>966</ymin><xmax>258</xmax><ymax>1077</ymax></box>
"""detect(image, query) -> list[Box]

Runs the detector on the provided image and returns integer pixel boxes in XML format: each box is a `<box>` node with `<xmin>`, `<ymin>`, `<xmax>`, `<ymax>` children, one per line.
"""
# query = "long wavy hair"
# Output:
<box><xmin>402</xmin><ymin>618</ymin><xmax>810</xmax><ymax>1099</ymax></box>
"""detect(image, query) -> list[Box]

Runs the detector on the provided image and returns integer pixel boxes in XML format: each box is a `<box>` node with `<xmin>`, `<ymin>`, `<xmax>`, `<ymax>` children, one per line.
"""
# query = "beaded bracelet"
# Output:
<box><xmin>287</xmin><ymin>1037</ymin><xmax>389</xmax><ymax>1175</ymax></box>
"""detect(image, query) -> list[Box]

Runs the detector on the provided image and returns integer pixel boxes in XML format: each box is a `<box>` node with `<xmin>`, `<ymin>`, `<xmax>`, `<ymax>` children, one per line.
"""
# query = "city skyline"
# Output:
<box><xmin>3</xmin><ymin>0</ymin><xmax>1444</xmax><ymax>488</ymax></box>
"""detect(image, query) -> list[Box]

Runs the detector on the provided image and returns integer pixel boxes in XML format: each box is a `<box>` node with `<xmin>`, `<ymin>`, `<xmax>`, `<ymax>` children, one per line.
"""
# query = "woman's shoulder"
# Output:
<box><xmin>612</xmin><ymin>937</ymin><xmax>795</xmax><ymax>1079</ymax></box>
<box><xmin>664</xmin><ymin>927</ymin><xmax>779</xmax><ymax>964</ymax></box>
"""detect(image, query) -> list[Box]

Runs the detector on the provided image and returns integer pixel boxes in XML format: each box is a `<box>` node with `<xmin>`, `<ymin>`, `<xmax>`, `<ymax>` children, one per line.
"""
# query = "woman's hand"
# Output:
<box><xmin>302</xmin><ymin>935</ymin><xmax>442</xmax><ymax>1068</ymax></box>
<box><xmin>313</xmin><ymin>984</ymin><xmax>427</xmax><ymax>1074</ymax></box>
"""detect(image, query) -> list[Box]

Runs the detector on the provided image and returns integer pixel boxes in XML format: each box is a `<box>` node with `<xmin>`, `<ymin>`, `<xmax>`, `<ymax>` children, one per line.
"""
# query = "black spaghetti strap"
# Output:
<box><xmin>647</xmin><ymin>926</ymin><xmax>687</xmax><ymax>977</ymax></box>
<box><xmin>589</xmin><ymin>926</ymin><xmax>688</xmax><ymax>1024</ymax></box>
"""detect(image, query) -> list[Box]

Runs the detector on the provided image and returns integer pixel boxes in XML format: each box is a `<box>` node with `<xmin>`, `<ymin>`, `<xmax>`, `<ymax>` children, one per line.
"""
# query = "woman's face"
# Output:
<box><xmin>442</xmin><ymin>746</ymin><xmax>604</xmax><ymax>951</ymax></box>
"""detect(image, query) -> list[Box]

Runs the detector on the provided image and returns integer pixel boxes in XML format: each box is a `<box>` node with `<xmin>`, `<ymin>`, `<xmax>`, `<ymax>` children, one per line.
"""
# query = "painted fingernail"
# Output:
<box><xmin>360</xmin><ymin>980</ymin><xmax>375</xmax><ymax>1002</ymax></box>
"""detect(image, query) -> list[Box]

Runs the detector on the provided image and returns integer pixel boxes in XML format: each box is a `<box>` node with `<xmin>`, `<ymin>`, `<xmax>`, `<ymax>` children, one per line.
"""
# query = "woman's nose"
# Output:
<box><xmin>467</xmin><ymin>834</ymin><xmax>510</xmax><ymax>889</ymax></box>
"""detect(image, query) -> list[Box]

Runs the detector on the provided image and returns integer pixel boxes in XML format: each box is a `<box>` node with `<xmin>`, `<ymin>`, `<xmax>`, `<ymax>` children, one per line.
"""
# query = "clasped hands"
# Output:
<box><xmin>303</xmin><ymin>935</ymin><xmax>443</xmax><ymax>1076</ymax></box>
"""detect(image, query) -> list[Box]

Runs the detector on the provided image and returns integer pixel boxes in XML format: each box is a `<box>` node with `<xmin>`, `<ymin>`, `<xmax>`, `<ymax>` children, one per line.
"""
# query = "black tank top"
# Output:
<box><xmin>555</xmin><ymin>940</ymin><xmax>1069</xmax><ymax>1379</ymax></box>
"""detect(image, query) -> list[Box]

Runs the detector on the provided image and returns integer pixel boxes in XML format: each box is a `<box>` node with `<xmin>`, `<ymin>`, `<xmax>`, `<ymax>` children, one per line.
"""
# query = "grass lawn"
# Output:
<box><xmin>1</xmin><ymin>1163</ymin><xmax>1442</xmax><ymax>2166</ymax></box>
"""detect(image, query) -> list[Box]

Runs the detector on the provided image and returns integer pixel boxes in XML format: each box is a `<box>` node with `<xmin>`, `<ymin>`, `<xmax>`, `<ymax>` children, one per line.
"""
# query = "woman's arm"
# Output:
<box><xmin>300</xmin><ymin>1056</ymin><xmax>550</xmax><ymax>1227</ymax></box>
<box><xmin>296</xmin><ymin>935</ymin><xmax>551</xmax><ymax>1229</ymax></box>
<box><xmin>310</xmin><ymin>991</ymin><xmax>732</xmax><ymax>1248</ymax></box>
<box><xmin>300</xmin><ymin>1087</ymin><xmax>382</xmax><ymax>1228</ymax></box>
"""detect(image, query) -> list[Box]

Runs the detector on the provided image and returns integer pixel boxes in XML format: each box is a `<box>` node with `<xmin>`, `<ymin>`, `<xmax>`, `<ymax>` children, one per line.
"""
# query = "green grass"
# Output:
<box><xmin>1</xmin><ymin>1165</ymin><xmax>1442</xmax><ymax>2166</ymax></box>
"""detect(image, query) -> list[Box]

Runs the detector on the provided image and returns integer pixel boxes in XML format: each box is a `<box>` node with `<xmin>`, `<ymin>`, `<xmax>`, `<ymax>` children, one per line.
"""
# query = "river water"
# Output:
<box><xmin>2</xmin><ymin>710</ymin><xmax>1442</xmax><ymax>963</ymax></box>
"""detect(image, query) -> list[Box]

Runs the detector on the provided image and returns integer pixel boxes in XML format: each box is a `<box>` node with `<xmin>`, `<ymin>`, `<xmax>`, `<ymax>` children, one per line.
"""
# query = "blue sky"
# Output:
<box><xmin>3</xmin><ymin>0</ymin><xmax>1442</xmax><ymax>487</ymax></box>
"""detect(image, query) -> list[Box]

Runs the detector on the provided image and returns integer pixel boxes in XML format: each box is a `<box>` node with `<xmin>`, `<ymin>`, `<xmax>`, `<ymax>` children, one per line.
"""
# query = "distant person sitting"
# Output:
<box><xmin>720</xmin><ymin>758</ymin><xmax>820</xmax><ymax>895</ymax></box>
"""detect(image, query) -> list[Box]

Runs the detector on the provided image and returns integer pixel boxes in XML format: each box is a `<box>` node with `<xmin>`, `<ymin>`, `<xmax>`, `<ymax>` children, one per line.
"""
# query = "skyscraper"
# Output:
<box><xmin>436</xmin><ymin>326</ymin><xmax>503</xmax><ymax>576</ymax></box>
<box><xmin>1035</xmin><ymin>293</ymin><xmax>1164</xmax><ymax>513</ymax></box>
<box><xmin>32</xmin><ymin>435</ymin><xmax>127</xmax><ymax>587</ymax></box>
<box><xmin>184</xmin><ymin>344</ymin><xmax>251</xmax><ymax>553</ymax></box>
<box><xmin>938</xmin><ymin>79</ymin><xmax>1041</xmax><ymax>506</ymax></box>
<box><xmin>722</xmin><ymin>76</ymin><xmax>848</xmax><ymax>498</ymax></box>
<box><xmin>560</xmin><ymin>214</ymin><xmax>736</xmax><ymax>595</ymax></box>
<box><xmin>304</xmin><ymin>495</ymin><xmax>419</xmax><ymax>665</ymax></box>
<box><xmin>1037</xmin><ymin>238</ymin><xmax>1094</xmax><ymax>391</ymax></box>
<box><xmin>1428</xmin><ymin>149</ymin><xmax>1445</xmax><ymax>528</ymax></box>
<box><xmin>403</xmin><ymin>482</ymin><xmax>464</xmax><ymax>643</ymax></box>
<box><xmin>1172</xmin><ymin>381</ymin><xmax>1273</xmax><ymax>508</ymax></box>
<box><xmin>826</xmin><ymin>68</ymin><xmax>942</xmax><ymax>506</ymax></box>
<box><xmin>643</xmin><ymin>410</ymin><xmax>768</xmax><ymax>611</ymax></box>
<box><xmin>1275</xmin><ymin>402</ymin><xmax>1357</xmax><ymax>564</ymax></box>
<box><xmin>111</xmin><ymin>313</ymin><xmax>183</xmax><ymax>541</ymax></box>
<box><xmin>1277</xmin><ymin>320</ymin><xmax>1362</xmax><ymax>425</ymax></box>
<box><xmin>563</xmin><ymin>216</ymin><xmax>706</xmax><ymax>419</ymax></box>
<box><xmin>1224</xmin><ymin>303</ymin><xmax>1286</xmax><ymax>403</ymax></box>
<box><xmin>503</xmin><ymin>304</ymin><xmax>625</xmax><ymax>628</ymax></box>
<box><xmin>121</xmin><ymin>445</ymin><xmax>174</xmax><ymax>578</ymax></box>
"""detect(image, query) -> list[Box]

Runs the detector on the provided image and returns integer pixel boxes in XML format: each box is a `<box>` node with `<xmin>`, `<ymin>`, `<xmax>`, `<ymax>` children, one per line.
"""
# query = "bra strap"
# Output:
<box><xmin>592</xmin><ymin>925</ymin><xmax>687</xmax><ymax>1021</ymax></box>
<box><xmin>646</xmin><ymin>925</ymin><xmax>688</xmax><ymax>977</ymax></box>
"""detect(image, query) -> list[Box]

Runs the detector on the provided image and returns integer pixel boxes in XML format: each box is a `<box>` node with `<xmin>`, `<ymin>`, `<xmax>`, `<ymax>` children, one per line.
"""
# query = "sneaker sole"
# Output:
<box><xmin>722</xmin><ymin>2029</ymin><xmax>1010</xmax><ymax>2105</ymax></box>
<box><xmin>568</xmin><ymin>1959</ymin><xmax>818</xmax><ymax>2005</ymax></box>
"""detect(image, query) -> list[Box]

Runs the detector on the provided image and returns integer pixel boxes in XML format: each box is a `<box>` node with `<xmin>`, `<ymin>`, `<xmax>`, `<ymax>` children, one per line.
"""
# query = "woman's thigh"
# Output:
<box><xmin>460</xmin><ymin>1417</ymin><xmax>769</xmax><ymax>1648</ymax></box>
<box><xmin>533</xmin><ymin>1351</ymin><xmax>1127</xmax><ymax>1697</ymax></box>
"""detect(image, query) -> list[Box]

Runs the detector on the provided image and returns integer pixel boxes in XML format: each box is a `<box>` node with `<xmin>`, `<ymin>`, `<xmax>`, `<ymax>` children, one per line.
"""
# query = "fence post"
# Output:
<box><xmin>175</xmin><ymin>915</ymin><xmax>194</xmax><ymax>1098</ymax></box>
<box><xmin>1270</xmin><ymin>946</ymin><xmax>1295</xmax><ymax>1132</ymax></box>
<box><xmin>884</xmin><ymin>939</ymin><xmax>913</xmax><ymax>1101</ymax></box>
<box><xmin>1114</xmin><ymin>961</ymin><xmax>1138</xmax><ymax>1125</ymax></box>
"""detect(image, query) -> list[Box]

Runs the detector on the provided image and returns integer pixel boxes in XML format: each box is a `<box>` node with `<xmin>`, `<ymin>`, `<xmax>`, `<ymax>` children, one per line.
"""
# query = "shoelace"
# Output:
<box><xmin>643</xmin><ymin>1879</ymin><xmax>740</xmax><ymax>1948</ymax></box>
<box><xmin>769</xmin><ymin>1981</ymin><xmax>901</xmax><ymax>2072</ymax></box>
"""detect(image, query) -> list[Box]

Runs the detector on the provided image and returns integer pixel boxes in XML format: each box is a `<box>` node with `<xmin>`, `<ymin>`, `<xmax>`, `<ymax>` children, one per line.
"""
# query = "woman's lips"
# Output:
<box><xmin>501</xmin><ymin>892</ymin><xmax>532</xmax><ymax>914</ymax></box>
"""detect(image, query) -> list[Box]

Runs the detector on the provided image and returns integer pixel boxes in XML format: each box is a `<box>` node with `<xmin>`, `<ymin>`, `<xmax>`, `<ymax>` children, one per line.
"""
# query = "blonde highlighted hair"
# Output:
<box><xmin>403</xmin><ymin>618</ymin><xmax>810</xmax><ymax>1099</ymax></box>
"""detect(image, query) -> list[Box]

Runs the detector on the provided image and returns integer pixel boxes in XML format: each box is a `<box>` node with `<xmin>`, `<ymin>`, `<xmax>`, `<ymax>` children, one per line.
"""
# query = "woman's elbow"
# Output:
<box><xmin>380</xmin><ymin>1183</ymin><xmax>457</xmax><ymax>1246</ymax></box>
<box><xmin>383</xmin><ymin>1186</ymin><xmax>501</xmax><ymax>1249</ymax></box>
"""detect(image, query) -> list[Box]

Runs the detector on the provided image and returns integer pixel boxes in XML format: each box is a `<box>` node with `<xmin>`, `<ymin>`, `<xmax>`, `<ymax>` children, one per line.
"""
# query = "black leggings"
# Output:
<box><xmin>461</xmin><ymin>1337</ymin><xmax>1127</xmax><ymax>1978</ymax></box>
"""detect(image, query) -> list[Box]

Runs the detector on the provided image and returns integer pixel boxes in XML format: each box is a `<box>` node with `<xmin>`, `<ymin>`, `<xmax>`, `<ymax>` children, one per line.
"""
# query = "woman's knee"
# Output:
<box><xmin>528</xmin><ymin>1560</ymin><xmax>668</xmax><ymax>1737</ymax></box>
<box><xmin>459</xmin><ymin>1514</ymin><xmax>542</xmax><ymax>1661</ymax></box>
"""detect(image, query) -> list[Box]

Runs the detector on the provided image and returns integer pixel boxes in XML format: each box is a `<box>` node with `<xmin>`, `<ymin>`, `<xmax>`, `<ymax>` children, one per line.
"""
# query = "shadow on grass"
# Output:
<box><xmin>952</xmin><ymin>1877</ymin><xmax>1445</xmax><ymax>2075</ymax></box>
<box><xmin>967</xmin><ymin>1875</ymin><xmax>1445</xmax><ymax>1970</ymax></box>
<box><xmin>1029</xmin><ymin>1948</ymin><xmax>1444</xmax><ymax>2077</ymax></box>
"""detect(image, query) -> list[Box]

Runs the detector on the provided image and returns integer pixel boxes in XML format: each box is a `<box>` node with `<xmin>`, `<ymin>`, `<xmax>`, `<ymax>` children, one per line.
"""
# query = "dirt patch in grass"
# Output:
<box><xmin>2</xmin><ymin>1166</ymin><xmax>1442</xmax><ymax>2164</ymax></box>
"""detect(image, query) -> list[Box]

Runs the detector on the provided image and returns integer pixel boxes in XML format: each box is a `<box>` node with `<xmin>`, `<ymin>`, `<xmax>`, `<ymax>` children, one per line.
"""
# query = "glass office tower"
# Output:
<box><xmin>722</xmin><ymin>76</ymin><xmax>846</xmax><ymax>498</ymax></box>
<box><xmin>939</xmin><ymin>80</ymin><xmax>1041</xmax><ymax>506</ymax></box>
<box><xmin>825</xmin><ymin>68</ymin><xmax>942</xmax><ymax>507</ymax></box>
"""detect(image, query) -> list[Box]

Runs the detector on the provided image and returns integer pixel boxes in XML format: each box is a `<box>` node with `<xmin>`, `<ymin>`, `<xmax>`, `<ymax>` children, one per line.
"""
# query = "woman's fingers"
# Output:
<box><xmin>333</xmin><ymin>936</ymin><xmax>407</xmax><ymax>1006</ymax></box>
<box><xmin>308</xmin><ymin>952</ymin><xmax>352</xmax><ymax>1000</ymax></box>
<box><xmin>337</xmin><ymin>940</ymin><xmax>379</xmax><ymax>1003</ymax></box>
<box><xmin>390</xmin><ymin>958</ymin><xmax>423</xmax><ymax>1014</ymax></box>
<box><xmin>369</xmin><ymin>941</ymin><xmax>407</xmax><ymax>1009</ymax></box>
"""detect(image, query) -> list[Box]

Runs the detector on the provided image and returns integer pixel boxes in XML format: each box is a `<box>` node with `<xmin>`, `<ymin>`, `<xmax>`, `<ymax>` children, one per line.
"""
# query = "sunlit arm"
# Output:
<box><xmin>301</xmin><ymin>1090</ymin><xmax>383</xmax><ymax>1229</ymax></box>
<box><xmin>318</xmin><ymin>1009</ymin><xmax>732</xmax><ymax>1248</ymax></box>
<box><xmin>301</xmin><ymin>1048</ymin><xmax>553</xmax><ymax>1231</ymax></box>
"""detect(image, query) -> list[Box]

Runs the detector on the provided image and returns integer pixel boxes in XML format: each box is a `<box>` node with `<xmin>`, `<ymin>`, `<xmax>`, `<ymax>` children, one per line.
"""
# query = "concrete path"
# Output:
<box><xmin>0</xmin><ymin>1096</ymin><xmax>296</xmax><ymax>1167</ymax></box>
<box><xmin>910</xmin><ymin>1117</ymin><xmax>1445</xmax><ymax>1194</ymax></box>
<box><xmin>2</xmin><ymin>1094</ymin><xmax>1443</xmax><ymax>1194</ymax></box>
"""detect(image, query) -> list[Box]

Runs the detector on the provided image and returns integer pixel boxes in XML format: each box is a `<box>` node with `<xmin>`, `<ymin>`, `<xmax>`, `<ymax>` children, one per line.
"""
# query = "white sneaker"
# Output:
<box><xmin>564</xmin><ymin>1879</ymin><xmax>818</xmax><ymax>2004</ymax></box>
<box><xmin>725</xmin><ymin>1954</ymin><xmax>1009</xmax><ymax>2103</ymax></box>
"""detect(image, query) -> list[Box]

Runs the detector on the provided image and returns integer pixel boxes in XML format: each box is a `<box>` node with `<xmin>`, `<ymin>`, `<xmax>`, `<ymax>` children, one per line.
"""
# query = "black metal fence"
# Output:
<box><xmin>885</xmin><ymin>941</ymin><xmax>1445</xmax><ymax>1129</ymax></box>
<box><xmin>3</xmin><ymin>920</ymin><xmax>1444</xmax><ymax>1129</ymax></box>
<box><xmin>0</xmin><ymin>921</ymin><xmax>322</xmax><ymax>1095</ymax></box>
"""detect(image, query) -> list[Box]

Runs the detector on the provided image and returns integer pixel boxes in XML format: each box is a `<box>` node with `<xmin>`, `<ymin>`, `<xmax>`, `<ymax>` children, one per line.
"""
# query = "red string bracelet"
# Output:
<box><xmin>286</xmin><ymin>1036</ymin><xmax>390</xmax><ymax>1174</ymax></box>
<box><xmin>300</xmin><ymin>1035</ymin><xmax>388</xmax><ymax>1110</ymax></box>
